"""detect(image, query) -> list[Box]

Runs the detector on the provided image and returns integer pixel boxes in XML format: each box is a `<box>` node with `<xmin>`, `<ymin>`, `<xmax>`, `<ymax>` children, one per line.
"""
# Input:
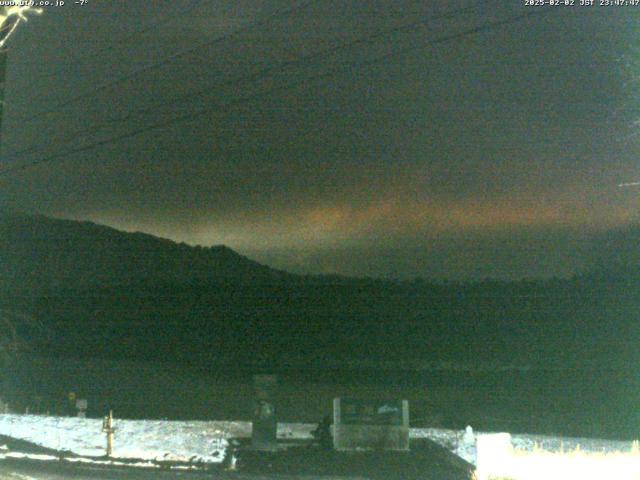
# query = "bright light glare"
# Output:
<box><xmin>0</xmin><ymin>6</ymin><xmax>41</xmax><ymax>49</ymax></box>
<box><xmin>476</xmin><ymin>434</ymin><xmax>640</xmax><ymax>480</ymax></box>
<box><xmin>484</xmin><ymin>449</ymin><xmax>640</xmax><ymax>480</ymax></box>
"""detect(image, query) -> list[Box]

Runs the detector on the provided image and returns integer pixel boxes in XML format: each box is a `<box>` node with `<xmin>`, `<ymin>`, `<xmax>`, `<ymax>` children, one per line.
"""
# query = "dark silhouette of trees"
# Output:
<box><xmin>0</xmin><ymin>309</ymin><xmax>43</xmax><ymax>365</ymax></box>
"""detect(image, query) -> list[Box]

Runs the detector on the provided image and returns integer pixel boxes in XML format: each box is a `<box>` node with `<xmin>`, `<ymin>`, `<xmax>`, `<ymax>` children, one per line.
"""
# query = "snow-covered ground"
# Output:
<box><xmin>0</xmin><ymin>413</ymin><xmax>635</xmax><ymax>468</ymax></box>
<box><xmin>412</xmin><ymin>426</ymin><xmax>637</xmax><ymax>466</ymax></box>
<box><xmin>0</xmin><ymin>414</ymin><xmax>319</xmax><ymax>463</ymax></box>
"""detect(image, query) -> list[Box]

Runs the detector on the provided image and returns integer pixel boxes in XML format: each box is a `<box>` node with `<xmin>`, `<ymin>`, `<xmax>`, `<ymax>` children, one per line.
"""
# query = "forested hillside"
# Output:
<box><xmin>1</xmin><ymin>212</ymin><xmax>638</xmax><ymax>371</ymax></box>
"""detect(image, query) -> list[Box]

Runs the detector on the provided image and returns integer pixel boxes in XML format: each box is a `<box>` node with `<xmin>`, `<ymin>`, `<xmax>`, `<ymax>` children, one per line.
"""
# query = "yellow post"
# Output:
<box><xmin>102</xmin><ymin>410</ymin><xmax>114</xmax><ymax>457</ymax></box>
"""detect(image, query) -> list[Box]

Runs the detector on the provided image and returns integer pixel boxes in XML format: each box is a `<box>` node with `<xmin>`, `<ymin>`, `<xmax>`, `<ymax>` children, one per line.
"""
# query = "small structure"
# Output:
<box><xmin>75</xmin><ymin>399</ymin><xmax>88</xmax><ymax>418</ymax></box>
<box><xmin>333</xmin><ymin>398</ymin><xmax>409</xmax><ymax>451</ymax></box>
<box><xmin>463</xmin><ymin>425</ymin><xmax>475</xmax><ymax>445</ymax></box>
<box><xmin>251</xmin><ymin>374</ymin><xmax>277</xmax><ymax>450</ymax></box>
<box><xmin>312</xmin><ymin>415</ymin><xmax>333</xmax><ymax>450</ymax></box>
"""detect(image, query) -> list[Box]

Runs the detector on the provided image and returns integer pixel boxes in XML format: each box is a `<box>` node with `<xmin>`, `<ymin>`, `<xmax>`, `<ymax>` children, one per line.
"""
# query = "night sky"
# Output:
<box><xmin>1</xmin><ymin>0</ymin><xmax>639</xmax><ymax>280</ymax></box>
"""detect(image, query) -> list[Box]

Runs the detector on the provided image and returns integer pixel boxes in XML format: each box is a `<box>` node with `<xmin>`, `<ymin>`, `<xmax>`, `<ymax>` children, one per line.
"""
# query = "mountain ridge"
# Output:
<box><xmin>3</xmin><ymin>211</ymin><xmax>640</xmax><ymax>286</ymax></box>
<box><xmin>0</xmin><ymin>211</ymin><xmax>639</xmax><ymax>372</ymax></box>
<box><xmin>0</xmin><ymin>211</ymin><xmax>294</xmax><ymax>291</ymax></box>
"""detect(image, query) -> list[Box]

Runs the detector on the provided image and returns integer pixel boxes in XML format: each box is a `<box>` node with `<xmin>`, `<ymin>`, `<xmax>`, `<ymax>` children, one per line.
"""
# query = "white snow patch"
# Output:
<box><xmin>2</xmin><ymin>452</ymin><xmax>58</xmax><ymax>461</ymax></box>
<box><xmin>0</xmin><ymin>414</ymin><xmax>317</xmax><ymax>465</ymax></box>
<box><xmin>410</xmin><ymin>426</ymin><xmax>638</xmax><ymax>467</ymax></box>
<box><xmin>0</xmin><ymin>413</ymin><xmax>634</xmax><ymax>470</ymax></box>
<box><xmin>0</xmin><ymin>414</ymin><xmax>229</xmax><ymax>463</ymax></box>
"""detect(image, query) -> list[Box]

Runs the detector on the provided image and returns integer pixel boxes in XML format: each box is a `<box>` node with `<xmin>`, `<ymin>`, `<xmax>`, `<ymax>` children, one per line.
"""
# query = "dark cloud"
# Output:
<box><xmin>1</xmin><ymin>1</ymin><xmax>639</xmax><ymax>279</ymax></box>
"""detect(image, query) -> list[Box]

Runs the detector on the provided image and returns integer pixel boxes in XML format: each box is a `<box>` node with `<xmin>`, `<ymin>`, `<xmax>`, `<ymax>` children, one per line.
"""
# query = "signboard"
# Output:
<box><xmin>339</xmin><ymin>398</ymin><xmax>404</xmax><ymax>426</ymax></box>
<box><xmin>333</xmin><ymin>398</ymin><xmax>409</xmax><ymax>451</ymax></box>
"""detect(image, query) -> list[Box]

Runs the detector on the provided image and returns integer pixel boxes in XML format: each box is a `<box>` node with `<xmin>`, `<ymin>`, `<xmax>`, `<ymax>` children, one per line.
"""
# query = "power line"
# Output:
<box><xmin>0</xmin><ymin>6</ymin><xmax>554</xmax><ymax>177</ymax></box>
<box><xmin>4</xmin><ymin>1</ymin><xmax>483</xmax><ymax>161</ymax></box>
<box><xmin>2</xmin><ymin>5</ymin><xmax>553</xmax><ymax>175</ymax></box>
<box><xmin>71</xmin><ymin>0</ymin><xmax>205</xmax><ymax>61</ymax></box>
<box><xmin>16</xmin><ymin>0</ymin><xmax>205</xmax><ymax>99</ymax></box>
<box><xmin>11</xmin><ymin>0</ymin><xmax>315</xmax><ymax>122</ymax></box>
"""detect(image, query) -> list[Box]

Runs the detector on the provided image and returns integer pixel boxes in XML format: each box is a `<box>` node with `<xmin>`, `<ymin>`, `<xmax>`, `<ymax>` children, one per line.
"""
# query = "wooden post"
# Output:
<box><xmin>102</xmin><ymin>410</ymin><xmax>115</xmax><ymax>457</ymax></box>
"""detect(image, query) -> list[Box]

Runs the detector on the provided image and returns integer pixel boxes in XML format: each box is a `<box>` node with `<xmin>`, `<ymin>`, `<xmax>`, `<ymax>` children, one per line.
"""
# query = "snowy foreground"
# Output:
<box><xmin>0</xmin><ymin>414</ymin><xmax>317</xmax><ymax>463</ymax></box>
<box><xmin>0</xmin><ymin>413</ymin><xmax>636</xmax><ymax>471</ymax></box>
<box><xmin>412</xmin><ymin>426</ymin><xmax>637</xmax><ymax>465</ymax></box>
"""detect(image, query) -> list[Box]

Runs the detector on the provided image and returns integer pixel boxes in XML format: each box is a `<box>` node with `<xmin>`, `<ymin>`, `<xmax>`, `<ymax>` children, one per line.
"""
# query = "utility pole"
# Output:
<box><xmin>0</xmin><ymin>46</ymin><xmax>7</xmax><ymax>147</ymax></box>
<box><xmin>0</xmin><ymin>7</ymin><xmax>42</xmax><ymax>149</ymax></box>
